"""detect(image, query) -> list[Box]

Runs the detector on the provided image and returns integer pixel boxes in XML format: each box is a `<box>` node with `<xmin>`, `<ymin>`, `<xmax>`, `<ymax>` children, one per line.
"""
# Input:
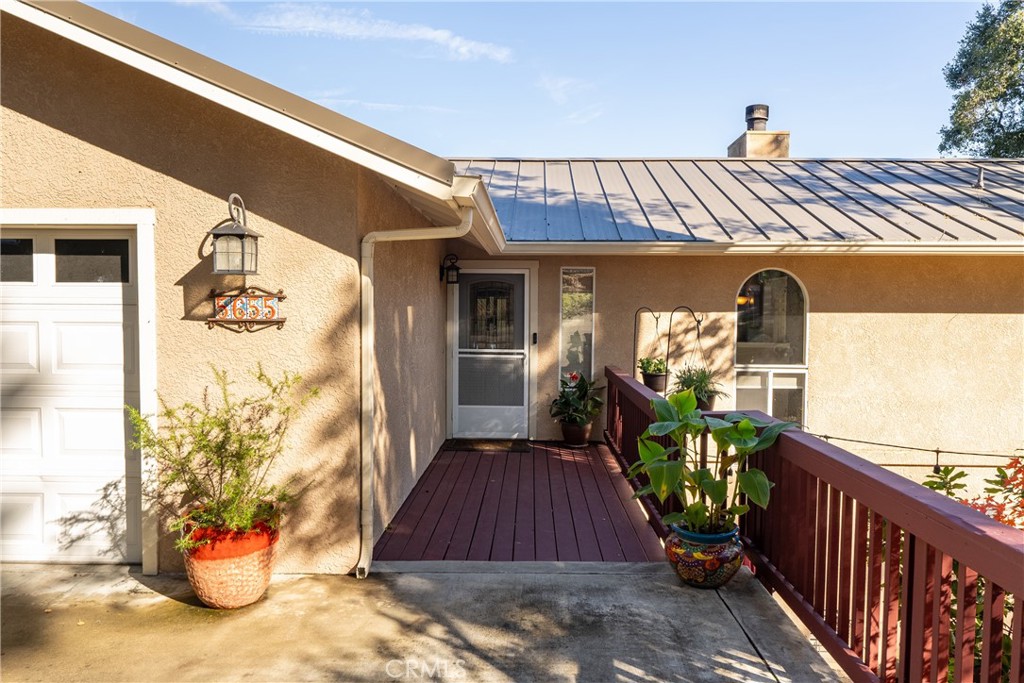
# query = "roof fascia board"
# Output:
<box><xmin>496</xmin><ymin>241</ymin><xmax>1024</xmax><ymax>256</ymax></box>
<box><xmin>7</xmin><ymin>0</ymin><xmax>455</xmax><ymax>200</ymax></box>
<box><xmin>452</xmin><ymin>175</ymin><xmax>506</xmax><ymax>255</ymax></box>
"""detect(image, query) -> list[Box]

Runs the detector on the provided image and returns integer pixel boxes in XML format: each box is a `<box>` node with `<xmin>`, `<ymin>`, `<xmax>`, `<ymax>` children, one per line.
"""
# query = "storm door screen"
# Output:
<box><xmin>454</xmin><ymin>272</ymin><xmax>528</xmax><ymax>437</ymax></box>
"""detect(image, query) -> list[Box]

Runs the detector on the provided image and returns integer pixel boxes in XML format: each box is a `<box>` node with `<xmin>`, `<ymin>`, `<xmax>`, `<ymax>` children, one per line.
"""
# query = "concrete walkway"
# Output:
<box><xmin>1</xmin><ymin>562</ymin><xmax>841</xmax><ymax>683</ymax></box>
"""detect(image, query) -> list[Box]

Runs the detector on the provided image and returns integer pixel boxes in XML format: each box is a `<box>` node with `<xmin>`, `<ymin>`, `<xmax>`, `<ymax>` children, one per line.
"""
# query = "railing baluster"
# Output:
<box><xmin>981</xmin><ymin>580</ymin><xmax>1005</xmax><ymax>682</ymax></box>
<box><xmin>1010</xmin><ymin>594</ymin><xmax>1022</xmax><ymax>683</ymax></box>
<box><xmin>839</xmin><ymin>492</ymin><xmax>854</xmax><ymax>644</ymax></box>
<box><xmin>884</xmin><ymin>521</ymin><xmax>902</xmax><ymax>683</ymax></box>
<box><xmin>852</xmin><ymin>500</ymin><xmax>869</xmax><ymax>658</ymax></box>
<box><xmin>866</xmin><ymin>510</ymin><xmax>884</xmax><ymax>674</ymax></box>
<box><xmin>933</xmin><ymin>553</ymin><xmax>952</xmax><ymax>683</ymax></box>
<box><xmin>953</xmin><ymin>563</ymin><xmax>978</xmax><ymax>683</ymax></box>
<box><xmin>814</xmin><ymin>477</ymin><xmax>828</xmax><ymax>617</ymax></box>
<box><xmin>827</xmin><ymin>484</ymin><xmax>842</xmax><ymax>632</ymax></box>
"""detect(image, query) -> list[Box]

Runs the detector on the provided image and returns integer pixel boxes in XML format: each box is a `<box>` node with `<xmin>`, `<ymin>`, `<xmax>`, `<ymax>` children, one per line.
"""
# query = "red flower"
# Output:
<box><xmin>567</xmin><ymin>372</ymin><xmax>580</xmax><ymax>383</ymax></box>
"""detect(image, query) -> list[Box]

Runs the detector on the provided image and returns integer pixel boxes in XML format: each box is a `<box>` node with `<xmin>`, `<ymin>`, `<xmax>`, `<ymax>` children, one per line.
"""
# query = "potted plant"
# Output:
<box><xmin>637</xmin><ymin>357</ymin><xmax>668</xmax><ymax>392</ymax></box>
<box><xmin>672</xmin><ymin>362</ymin><xmax>729</xmax><ymax>411</ymax></box>
<box><xmin>128</xmin><ymin>366</ymin><xmax>317</xmax><ymax>609</ymax></box>
<box><xmin>627</xmin><ymin>389</ymin><xmax>795</xmax><ymax>588</ymax></box>
<box><xmin>549</xmin><ymin>372</ymin><xmax>605</xmax><ymax>447</ymax></box>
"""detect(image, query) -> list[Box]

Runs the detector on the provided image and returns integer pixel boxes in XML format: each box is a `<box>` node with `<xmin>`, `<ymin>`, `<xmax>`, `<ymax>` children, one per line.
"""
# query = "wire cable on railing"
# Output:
<box><xmin>805</xmin><ymin>431</ymin><xmax>1022</xmax><ymax>460</ymax></box>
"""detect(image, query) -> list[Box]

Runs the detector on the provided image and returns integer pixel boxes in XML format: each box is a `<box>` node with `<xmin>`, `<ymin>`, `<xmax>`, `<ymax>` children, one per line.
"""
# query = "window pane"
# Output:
<box><xmin>0</xmin><ymin>238</ymin><xmax>33</xmax><ymax>282</ymax></box>
<box><xmin>736</xmin><ymin>269</ymin><xmax>805</xmax><ymax>365</ymax></box>
<box><xmin>55</xmin><ymin>239</ymin><xmax>129</xmax><ymax>283</ymax></box>
<box><xmin>772</xmin><ymin>373</ymin><xmax>805</xmax><ymax>425</ymax></box>
<box><xmin>560</xmin><ymin>267</ymin><xmax>594</xmax><ymax>380</ymax></box>
<box><xmin>458</xmin><ymin>274</ymin><xmax>524</xmax><ymax>350</ymax></box>
<box><xmin>735</xmin><ymin>371</ymin><xmax>769</xmax><ymax>414</ymax></box>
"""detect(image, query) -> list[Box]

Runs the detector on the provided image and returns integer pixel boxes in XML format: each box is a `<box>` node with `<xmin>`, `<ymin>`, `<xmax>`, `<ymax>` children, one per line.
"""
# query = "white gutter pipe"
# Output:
<box><xmin>356</xmin><ymin>206</ymin><xmax>474</xmax><ymax>578</ymax></box>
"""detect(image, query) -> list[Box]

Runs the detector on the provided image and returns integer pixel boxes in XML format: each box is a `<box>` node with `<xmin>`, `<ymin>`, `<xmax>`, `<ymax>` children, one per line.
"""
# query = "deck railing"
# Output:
<box><xmin>604</xmin><ymin>365</ymin><xmax>1023</xmax><ymax>683</ymax></box>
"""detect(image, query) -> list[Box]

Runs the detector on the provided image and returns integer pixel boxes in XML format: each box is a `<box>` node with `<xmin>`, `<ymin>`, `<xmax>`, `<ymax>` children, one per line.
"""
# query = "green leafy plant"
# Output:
<box><xmin>923</xmin><ymin>465</ymin><xmax>969</xmax><ymax>498</ymax></box>
<box><xmin>549</xmin><ymin>372</ymin><xmax>605</xmax><ymax>426</ymax></box>
<box><xmin>628</xmin><ymin>389</ymin><xmax>796</xmax><ymax>534</ymax></box>
<box><xmin>127</xmin><ymin>366</ymin><xmax>318</xmax><ymax>552</ymax></box>
<box><xmin>671</xmin><ymin>363</ymin><xmax>729</xmax><ymax>404</ymax></box>
<box><xmin>637</xmin><ymin>357</ymin><xmax>668</xmax><ymax>375</ymax></box>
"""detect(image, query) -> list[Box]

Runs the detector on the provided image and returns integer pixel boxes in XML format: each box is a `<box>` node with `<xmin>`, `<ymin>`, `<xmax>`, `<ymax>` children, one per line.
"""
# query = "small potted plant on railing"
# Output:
<box><xmin>128</xmin><ymin>366</ymin><xmax>318</xmax><ymax>609</ymax></box>
<box><xmin>672</xmin><ymin>362</ymin><xmax>728</xmax><ymax>411</ymax></box>
<box><xmin>637</xmin><ymin>357</ymin><xmax>669</xmax><ymax>393</ymax></box>
<box><xmin>549</xmin><ymin>372</ymin><xmax>605</xmax><ymax>447</ymax></box>
<box><xmin>627</xmin><ymin>389</ymin><xmax>795</xmax><ymax>588</ymax></box>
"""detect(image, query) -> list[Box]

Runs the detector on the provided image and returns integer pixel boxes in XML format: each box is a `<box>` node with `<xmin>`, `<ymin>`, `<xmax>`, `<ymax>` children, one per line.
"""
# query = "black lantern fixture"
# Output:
<box><xmin>208</xmin><ymin>193</ymin><xmax>261</xmax><ymax>275</ymax></box>
<box><xmin>440</xmin><ymin>253</ymin><xmax>460</xmax><ymax>285</ymax></box>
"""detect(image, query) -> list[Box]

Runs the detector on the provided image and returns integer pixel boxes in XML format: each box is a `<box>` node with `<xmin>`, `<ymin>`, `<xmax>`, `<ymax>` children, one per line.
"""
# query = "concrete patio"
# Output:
<box><xmin>0</xmin><ymin>561</ymin><xmax>842</xmax><ymax>682</ymax></box>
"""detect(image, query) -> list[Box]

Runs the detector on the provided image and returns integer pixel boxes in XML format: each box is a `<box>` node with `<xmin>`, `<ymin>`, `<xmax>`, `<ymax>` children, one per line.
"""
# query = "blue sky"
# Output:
<box><xmin>89</xmin><ymin>1</ymin><xmax>983</xmax><ymax>158</ymax></box>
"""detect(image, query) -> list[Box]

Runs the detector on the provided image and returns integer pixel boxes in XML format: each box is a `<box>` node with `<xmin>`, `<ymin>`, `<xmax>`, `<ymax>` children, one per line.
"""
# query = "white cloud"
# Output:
<box><xmin>205</xmin><ymin>4</ymin><xmax>514</xmax><ymax>63</ymax></box>
<box><xmin>538</xmin><ymin>75</ymin><xmax>590</xmax><ymax>106</ymax></box>
<box><xmin>565</xmin><ymin>105</ymin><xmax>603</xmax><ymax>126</ymax></box>
<box><xmin>172</xmin><ymin>0</ymin><xmax>237</xmax><ymax>22</ymax></box>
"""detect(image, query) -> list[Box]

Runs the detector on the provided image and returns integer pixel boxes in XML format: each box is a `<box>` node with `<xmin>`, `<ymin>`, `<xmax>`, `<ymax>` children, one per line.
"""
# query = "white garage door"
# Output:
<box><xmin>1</xmin><ymin>230</ymin><xmax>141</xmax><ymax>563</ymax></box>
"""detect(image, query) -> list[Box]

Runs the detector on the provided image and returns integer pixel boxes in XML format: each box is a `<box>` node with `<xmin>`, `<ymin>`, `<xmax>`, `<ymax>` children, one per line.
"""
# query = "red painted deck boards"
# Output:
<box><xmin>374</xmin><ymin>443</ymin><xmax>662</xmax><ymax>562</ymax></box>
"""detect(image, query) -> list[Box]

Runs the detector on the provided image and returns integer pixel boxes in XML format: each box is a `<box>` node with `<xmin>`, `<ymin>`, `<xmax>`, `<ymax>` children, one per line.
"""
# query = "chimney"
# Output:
<box><xmin>727</xmin><ymin>104</ymin><xmax>790</xmax><ymax>158</ymax></box>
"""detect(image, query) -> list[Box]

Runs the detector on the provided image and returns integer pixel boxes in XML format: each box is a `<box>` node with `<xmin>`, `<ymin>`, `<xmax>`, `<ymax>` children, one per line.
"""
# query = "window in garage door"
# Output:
<box><xmin>0</xmin><ymin>230</ymin><xmax>141</xmax><ymax>563</ymax></box>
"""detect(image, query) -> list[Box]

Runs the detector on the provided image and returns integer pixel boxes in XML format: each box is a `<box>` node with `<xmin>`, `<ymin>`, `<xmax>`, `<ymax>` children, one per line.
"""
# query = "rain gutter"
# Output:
<box><xmin>356</xmin><ymin>206</ymin><xmax>474</xmax><ymax>579</ymax></box>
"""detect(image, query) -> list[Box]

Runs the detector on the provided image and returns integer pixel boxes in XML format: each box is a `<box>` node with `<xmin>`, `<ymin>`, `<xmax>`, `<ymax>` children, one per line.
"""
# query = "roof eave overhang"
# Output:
<box><xmin>7</xmin><ymin>0</ymin><xmax>456</xmax><ymax>202</ymax></box>
<box><xmin>494</xmin><ymin>241</ymin><xmax>1024</xmax><ymax>256</ymax></box>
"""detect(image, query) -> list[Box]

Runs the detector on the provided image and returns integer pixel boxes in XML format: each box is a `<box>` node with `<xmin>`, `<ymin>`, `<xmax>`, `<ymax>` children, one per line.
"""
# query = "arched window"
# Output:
<box><xmin>735</xmin><ymin>270</ymin><xmax>807</xmax><ymax>425</ymax></box>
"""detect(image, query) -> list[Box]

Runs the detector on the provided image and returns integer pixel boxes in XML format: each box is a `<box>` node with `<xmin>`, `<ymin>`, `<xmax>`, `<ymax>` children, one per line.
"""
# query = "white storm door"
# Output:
<box><xmin>0</xmin><ymin>231</ymin><xmax>141</xmax><ymax>563</ymax></box>
<box><xmin>454</xmin><ymin>272</ymin><xmax>529</xmax><ymax>438</ymax></box>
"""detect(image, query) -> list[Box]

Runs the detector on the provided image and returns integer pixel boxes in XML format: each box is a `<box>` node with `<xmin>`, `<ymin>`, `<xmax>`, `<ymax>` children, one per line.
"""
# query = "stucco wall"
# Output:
<box><xmin>361</xmin><ymin>175</ymin><xmax>449</xmax><ymax>539</ymax></box>
<box><xmin>1</xmin><ymin>15</ymin><xmax>445</xmax><ymax>572</ymax></box>
<box><xmin>452</xmin><ymin>244</ymin><xmax>1024</xmax><ymax>491</ymax></box>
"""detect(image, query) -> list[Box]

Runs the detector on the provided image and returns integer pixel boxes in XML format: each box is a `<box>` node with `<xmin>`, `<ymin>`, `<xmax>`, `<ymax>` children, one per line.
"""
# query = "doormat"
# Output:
<box><xmin>444</xmin><ymin>439</ymin><xmax>532</xmax><ymax>453</ymax></box>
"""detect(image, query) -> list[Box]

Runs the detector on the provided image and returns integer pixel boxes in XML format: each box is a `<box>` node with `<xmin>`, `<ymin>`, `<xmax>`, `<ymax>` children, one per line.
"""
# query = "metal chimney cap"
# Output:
<box><xmin>745</xmin><ymin>104</ymin><xmax>769</xmax><ymax>131</ymax></box>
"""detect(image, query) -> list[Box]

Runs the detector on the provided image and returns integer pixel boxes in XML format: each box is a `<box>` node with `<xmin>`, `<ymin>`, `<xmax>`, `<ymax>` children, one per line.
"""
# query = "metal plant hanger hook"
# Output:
<box><xmin>666</xmin><ymin>306</ymin><xmax>709</xmax><ymax>375</ymax></box>
<box><xmin>228</xmin><ymin>193</ymin><xmax>247</xmax><ymax>227</ymax></box>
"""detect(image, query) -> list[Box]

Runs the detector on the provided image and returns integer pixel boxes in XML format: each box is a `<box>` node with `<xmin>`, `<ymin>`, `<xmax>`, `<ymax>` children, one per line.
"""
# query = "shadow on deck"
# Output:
<box><xmin>374</xmin><ymin>442</ymin><xmax>664</xmax><ymax>562</ymax></box>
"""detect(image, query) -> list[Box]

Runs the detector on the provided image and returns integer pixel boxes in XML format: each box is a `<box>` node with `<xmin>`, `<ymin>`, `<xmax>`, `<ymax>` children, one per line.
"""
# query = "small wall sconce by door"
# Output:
<box><xmin>208</xmin><ymin>193</ymin><xmax>261</xmax><ymax>275</ymax></box>
<box><xmin>440</xmin><ymin>253</ymin><xmax>461</xmax><ymax>285</ymax></box>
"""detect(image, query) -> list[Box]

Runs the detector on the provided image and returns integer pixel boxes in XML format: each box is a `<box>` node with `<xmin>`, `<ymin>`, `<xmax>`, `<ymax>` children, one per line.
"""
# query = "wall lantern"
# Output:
<box><xmin>440</xmin><ymin>253</ymin><xmax>461</xmax><ymax>285</ymax></box>
<box><xmin>208</xmin><ymin>193</ymin><xmax>261</xmax><ymax>275</ymax></box>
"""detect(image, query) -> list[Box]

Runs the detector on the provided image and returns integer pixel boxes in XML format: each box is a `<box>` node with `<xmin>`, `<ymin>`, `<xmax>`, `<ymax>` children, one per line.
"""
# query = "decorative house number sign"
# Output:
<box><xmin>208</xmin><ymin>286</ymin><xmax>286</xmax><ymax>332</ymax></box>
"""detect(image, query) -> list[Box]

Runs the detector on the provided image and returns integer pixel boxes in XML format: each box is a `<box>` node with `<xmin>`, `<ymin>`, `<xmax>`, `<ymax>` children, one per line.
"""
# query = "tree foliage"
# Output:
<box><xmin>939</xmin><ymin>0</ymin><xmax>1024</xmax><ymax>157</ymax></box>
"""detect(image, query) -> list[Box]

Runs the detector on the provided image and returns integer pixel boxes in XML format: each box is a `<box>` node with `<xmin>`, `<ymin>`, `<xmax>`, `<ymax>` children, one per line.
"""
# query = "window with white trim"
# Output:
<box><xmin>735</xmin><ymin>269</ymin><xmax>807</xmax><ymax>425</ymax></box>
<box><xmin>559</xmin><ymin>267</ymin><xmax>595</xmax><ymax>381</ymax></box>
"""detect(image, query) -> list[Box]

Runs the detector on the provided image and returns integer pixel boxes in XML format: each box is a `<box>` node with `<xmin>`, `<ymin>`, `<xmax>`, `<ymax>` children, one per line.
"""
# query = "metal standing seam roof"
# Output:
<box><xmin>450</xmin><ymin>158</ymin><xmax>1024</xmax><ymax>246</ymax></box>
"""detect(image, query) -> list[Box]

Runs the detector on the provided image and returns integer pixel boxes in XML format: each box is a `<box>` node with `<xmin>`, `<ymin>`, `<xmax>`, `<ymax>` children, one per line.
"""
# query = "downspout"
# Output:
<box><xmin>356</xmin><ymin>206</ymin><xmax>474</xmax><ymax>578</ymax></box>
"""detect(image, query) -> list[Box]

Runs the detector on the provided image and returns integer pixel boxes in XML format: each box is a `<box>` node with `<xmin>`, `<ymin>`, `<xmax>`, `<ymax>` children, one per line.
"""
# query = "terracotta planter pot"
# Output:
<box><xmin>664</xmin><ymin>525</ymin><xmax>743</xmax><ymax>589</ymax></box>
<box><xmin>696</xmin><ymin>396</ymin><xmax>716</xmax><ymax>412</ymax></box>
<box><xmin>560</xmin><ymin>422</ymin><xmax>592</xmax><ymax>447</ymax></box>
<box><xmin>641</xmin><ymin>372</ymin><xmax>668</xmax><ymax>393</ymax></box>
<box><xmin>182</xmin><ymin>523</ymin><xmax>279</xmax><ymax>609</ymax></box>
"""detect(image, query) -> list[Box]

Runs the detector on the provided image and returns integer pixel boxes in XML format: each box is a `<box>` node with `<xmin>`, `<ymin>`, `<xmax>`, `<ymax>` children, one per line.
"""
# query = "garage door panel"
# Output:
<box><xmin>1</xmin><ymin>408</ymin><xmax>42</xmax><ymax>457</ymax></box>
<box><xmin>0</xmin><ymin>492</ymin><xmax>44</xmax><ymax>545</ymax></box>
<box><xmin>54</xmin><ymin>321</ymin><xmax>129</xmax><ymax>374</ymax></box>
<box><xmin>57</xmin><ymin>408</ymin><xmax>129</xmax><ymax>457</ymax></box>
<box><xmin>0</xmin><ymin>321</ymin><xmax>40</xmax><ymax>372</ymax></box>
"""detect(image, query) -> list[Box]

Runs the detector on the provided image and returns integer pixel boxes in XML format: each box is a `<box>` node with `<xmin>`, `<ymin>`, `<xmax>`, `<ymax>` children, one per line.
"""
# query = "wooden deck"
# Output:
<box><xmin>374</xmin><ymin>442</ymin><xmax>664</xmax><ymax>562</ymax></box>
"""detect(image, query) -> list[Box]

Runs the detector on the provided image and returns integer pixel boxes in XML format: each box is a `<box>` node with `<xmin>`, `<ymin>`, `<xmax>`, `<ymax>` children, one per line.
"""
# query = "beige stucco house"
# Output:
<box><xmin>2</xmin><ymin>0</ymin><xmax>1021</xmax><ymax>576</ymax></box>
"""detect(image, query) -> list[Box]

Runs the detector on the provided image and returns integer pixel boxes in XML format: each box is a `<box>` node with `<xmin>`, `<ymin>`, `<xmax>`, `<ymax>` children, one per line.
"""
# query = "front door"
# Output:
<box><xmin>454</xmin><ymin>271</ymin><xmax>528</xmax><ymax>438</ymax></box>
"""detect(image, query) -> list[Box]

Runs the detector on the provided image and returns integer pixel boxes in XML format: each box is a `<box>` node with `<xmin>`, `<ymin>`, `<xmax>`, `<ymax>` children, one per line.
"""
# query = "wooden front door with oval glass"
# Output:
<box><xmin>454</xmin><ymin>271</ymin><xmax>528</xmax><ymax>438</ymax></box>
